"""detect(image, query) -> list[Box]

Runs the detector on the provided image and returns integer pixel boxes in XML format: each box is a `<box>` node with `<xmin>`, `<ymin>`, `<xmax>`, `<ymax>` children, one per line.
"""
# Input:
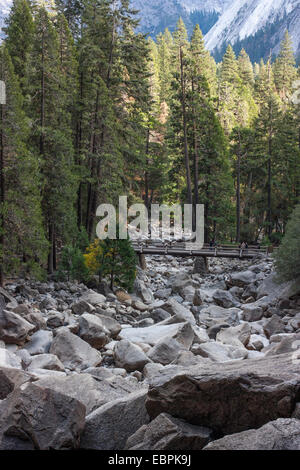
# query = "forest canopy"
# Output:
<box><xmin>0</xmin><ymin>0</ymin><xmax>299</xmax><ymax>282</ymax></box>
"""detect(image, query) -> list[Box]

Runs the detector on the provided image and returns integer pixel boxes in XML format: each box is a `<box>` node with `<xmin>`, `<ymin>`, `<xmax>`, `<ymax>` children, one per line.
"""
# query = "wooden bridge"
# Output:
<box><xmin>132</xmin><ymin>241</ymin><xmax>269</xmax><ymax>260</ymax></box>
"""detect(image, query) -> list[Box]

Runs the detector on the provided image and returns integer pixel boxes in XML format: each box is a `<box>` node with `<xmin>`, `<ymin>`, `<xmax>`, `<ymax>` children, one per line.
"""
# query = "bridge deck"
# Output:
<box><xmin>132</xmin><ymin>242</ymin><xmax>268</xmax><ymax>259</ymax></box>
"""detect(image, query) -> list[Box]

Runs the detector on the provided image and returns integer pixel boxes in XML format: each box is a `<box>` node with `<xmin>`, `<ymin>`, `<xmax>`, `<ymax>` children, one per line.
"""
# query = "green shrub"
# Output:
<box><xmin>84</xmin><ymin>237</ymin><xmax>137</xmax><ymax>292</ymax></box>
<box><xmin>57</xmin><ymin>245</ymin><xmax>90</xmax><ymax>282</ymax></box>
<box><xmin>273</xmin><ymin>204</ymin><xmax>300</xmax><ymax>282</ymax></box>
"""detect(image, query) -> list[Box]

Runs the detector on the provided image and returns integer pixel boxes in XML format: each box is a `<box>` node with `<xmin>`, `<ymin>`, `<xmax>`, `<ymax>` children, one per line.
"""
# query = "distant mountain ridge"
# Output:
<box><xmin>0</xmin><ymin>0</ymin><xmax>299</xmax><ymax>61</ymax></box>
<box><xmin>131</xmin><ymin>0</ymin><xmax>231</xmax><ymax>37</ymax></box>
<box><xmin>132</xmin><ymin>0</ymin><xmax>300</xmax><ymax>61</ymax></box>
<box><xmin>205</xmin><ymin>0</ymin><xmax>300</xmax><ymax>61</ymax></box>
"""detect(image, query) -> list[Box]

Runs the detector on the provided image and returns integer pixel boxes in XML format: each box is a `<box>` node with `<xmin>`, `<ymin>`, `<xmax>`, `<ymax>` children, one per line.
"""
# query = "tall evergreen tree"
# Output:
<box><xmin>27</xmin><ymin>7</ymin><xmax>77</xmax><ymax>272</ymax></box>
<box><xmin>0</xmin><ymin>46</ymin><xmax>47</xmax><ymax>282</ymax></box>
<box><xmin>254</xmin><ymin>59</ymin><xmax>281</xmax><ymax>238</ymax></box>
<box><xmin>4</xmin><ymin>0</ymin><xmax>34</xmax><ymax>89</ymax></box>
<box><xmin>274</xmin><ymin>31</ymin><xmax>297</xmax><ymax>102</ymax></box>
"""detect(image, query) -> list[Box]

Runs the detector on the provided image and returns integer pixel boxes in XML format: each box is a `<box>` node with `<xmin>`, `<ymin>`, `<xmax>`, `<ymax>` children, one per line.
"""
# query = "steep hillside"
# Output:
<box><xmin>205</xmin><ymin>0</ymin><xmax>300</xmax><ymax>60</ymax></box>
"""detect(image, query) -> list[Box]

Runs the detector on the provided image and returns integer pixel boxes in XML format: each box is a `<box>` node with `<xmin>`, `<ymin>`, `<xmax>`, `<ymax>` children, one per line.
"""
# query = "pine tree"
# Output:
<box><xmin>27</xmin><ymin>7</ymin><xmax>78</xmax><ymax>272</ymax></box>
<box><xmin>238</xmin><ymin>48</ymin><xmax>254</xmax><ymax>88</ymax></box>
<box><xmin>272</xmin><ymin>107</ymin><xmax>300</xmax><ymax>230</ymax></box>
<box><xmin>218</xmin><ymin>45</ymin><xmax>242</xmax><ymax>133</ymax></box>
<box><xmin>190</xmin><ymin>24</ymin><xmax>217</xmax><ymax>95</ymax></box>
<box><xmin>76</xmin><ymin>0</ymin><xmax>152</xmax><ymax>238</ymax></box>
<box><xmin>84</xmin><ymin>236</ymin><xmax>137</xmax><ymax>291</ymax></box>
<box><xmin>55</xmin><ymin>0</ymin><xmax>84</xmax><ymax>36</ymax></box>
<box><xmin>4</xmin><ymin>0</ymin><xmax>35</xmax><ymax>89</ymax></box>
<box><xmin>172</xmin><ymin>18</ymin><xmax>192</xmax><ymax>206</ymax></box>
<box><xmin>0</xmin><ymin>46</ymin><xmax>47</xmax><ymax>282</ymax></box>
<box><xmin>156</xmin><ymin>29</ymin><xmax>173</xmax><ymax>104</ymax></box>
<box><xmin>254</xmin><ymin>59</ymin><xmax>282</xmax><ymax>238</ymax></box>
<box><xmin>274</xmin><ymin>31</ymin><xmax>297</xmax><ymax>102</ymax></box>
<box><xmin>274</xmin><ymin>203</ymin><xmax>300</xmax><ymax>282</ymax></box>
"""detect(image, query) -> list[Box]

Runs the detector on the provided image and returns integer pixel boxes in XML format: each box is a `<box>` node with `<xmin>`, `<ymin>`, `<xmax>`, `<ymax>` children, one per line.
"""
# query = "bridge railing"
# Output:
<box><xmin>131</xmin><ymin>241</ymin><xmax>268</xmax><ymax>258</ymax></box>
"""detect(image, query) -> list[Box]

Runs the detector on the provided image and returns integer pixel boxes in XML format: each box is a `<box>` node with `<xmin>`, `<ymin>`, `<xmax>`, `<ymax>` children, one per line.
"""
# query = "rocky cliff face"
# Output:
<box><xmin>1</xmin><ymin>0</ymin><xmax>299</xmax><ymax>60</ymax></box>
<box><xmin>131</xmin><ymin>0</ymin><xmax>227</xmax><ymax>37</ymax></box>
<box><xmin>131</xmin><ymin>0</ymin><xmax>300</xmax><ymax>60</ymax></box>
<box><xmin>205</xmin><ymin>0</ymin><xmax>300</xmax><ymax>61</ymax></box>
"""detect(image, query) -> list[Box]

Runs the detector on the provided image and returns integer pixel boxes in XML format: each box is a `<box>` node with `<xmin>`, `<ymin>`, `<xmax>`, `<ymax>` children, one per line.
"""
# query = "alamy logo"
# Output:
<box><xmin>0</xmin><ymin>81</ymin><xmax>6</xmax><ymax>105</ymax></box>
<box><xmin>95</xmin><ymin>196</ymin><xmax>204</xmax><ymax>250</ymax></box>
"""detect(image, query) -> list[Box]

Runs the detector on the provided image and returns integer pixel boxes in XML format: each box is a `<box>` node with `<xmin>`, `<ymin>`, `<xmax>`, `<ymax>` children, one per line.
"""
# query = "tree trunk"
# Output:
<box><xmin>139</xmin><ymin>253</ymin><xmax>147</xmax><ymax>270</ymax></box>
<box><xmin>40</xmin><ymin>29</ymin><xmax>45</xmax><ymax>157</ymax></box>
<box><xmin>86</xmin><ymin>89</ymin><xmax>100</xmax><ymax>238</ymax></box>
<box><xmin>76</xmin><ymin>72</ymin><xmax>84</xmax><ymax>229</ymax></box>
<box><xmin>0</xmin><ymin>104</ymin><xmax>4</xmax><ymax>286</ymax></box>
<box><xmin>236</xmin><ymin>130</ymin><xmax>241</xmax><ymax>243</ymax></box>
<box><xmin>179</xmin><ymin>46</ymin><xmax>192</xmax><ymax>206</ymax></box>
<box><xmin>48</xmin><ymin>223</ymin><xmax>54</xmax><ymax>274</ymax></box>
<box><xmin>144</xmin><ymin>128</ymin><xmax>150</xmax><ymax>211</ymax></box>
<box><xmin>192</xmin><ymin>78</ymin><xmax>199</xmax><ymax>232</ymax></box>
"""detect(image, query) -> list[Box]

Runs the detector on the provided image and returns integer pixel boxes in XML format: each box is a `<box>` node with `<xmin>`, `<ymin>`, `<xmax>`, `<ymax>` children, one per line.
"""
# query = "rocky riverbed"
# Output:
<box><xmin>0</xmin><ymin>253</ymin><xmax>300</xmax><ymax>450</ymax></box>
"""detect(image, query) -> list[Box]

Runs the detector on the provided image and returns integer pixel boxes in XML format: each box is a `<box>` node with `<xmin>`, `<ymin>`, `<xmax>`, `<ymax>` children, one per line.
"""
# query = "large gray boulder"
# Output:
<box><xmin>147</xmin><ymin>337</ymin><xmax>186</xmax><ymax>365</ymax></box>
<box><xmin>24</xmin><ymin>330</ymin><xmax>53</xmax><ymax>355</ymax></box>
<box><xmin>114</xmin><ymin>340</ymin><xmax>150</xmax><ymax>372</ymax></box>
<box><xmin>228</xmin><ymin>270</ymin><xmax>256</xmax><ymax>287</ymax></box>
<box><xmin>78</xmin><ymin>313</ymin><xmax>110</xmax><ymax>349</ymax></box>
<box><xmin>0</xmin><ymin>367</ymin><xmax>33</xmax><ymax>400</ymax></box>
<box><xmin>154</xmin><ymin>289</ymin><xmax>172</xmax><ymax>301</ymax></box>
<box><xmin>162</xmin><ymin>299</ymin><xmax>196</xmax><ymax>325</ymax></box>
<box><xmin>193</xmin><ymin>326</ymin><xmax>210</xmax><ymax>344</ymax></box>
<box><xmin>126</xmin><ymin>412</ymin><xmax>212</xmax><ymax>450</ymax></box>
<box><xmin>0</xmin><ymin>383</ymin><xmax>86</xmax><ymax>450</ymax></box>
<box><xmin>169</xmin><ymin>272</ymin><xmax>191</xmax><ymax>295</ymax></box>
<box><xmin>35</xmin><ymin>372</ymin><xmax>145</xmax><ymax>414</ymax></box>
<box><xmin>94</xmin><ymin>314</ymin><xmax>121</xmax><ymax>338</ymax></box>
<box><xmin>257</xmin><ymin>274</ymin><xmax>300</xmax><ymax>301</ymax></box>
<box><xmin>263</xmin><ymin>315</ymin><xmax>285</xmax><ymax>338</ymax></box>
<box><xmin>213</xmin><ymin>289</ymin><xmax>239</xmax><ymax>308</ymax></box>
<box><xmin>80</xmin><ymin>290</ymin><xmax>106</xmax><ymax>307</ymax></box>
<box><xmin>0</xmin><ymin>309</ymin><xmax>35</xmax><ymax>345</ymax></box>
<box><xmin>80</xmin><ymin>390</ymin><xmax>149</xmax><ymax>450</ymax></box>
<box><xmin>0</xmin><ymin>348</ymin><xmax>22</xmax><ymax>369</ymax></box>
<box><xmin>50</xmin><ymin>328</ymin><xmax>102</xmax><ymax>371</ymax></box>
<box><xmin>146</xmin><ymin>352</ymin><xmax>300</xmax><ymax>435</ymax></box>
<box><xmin>180</xmin><ymin>285</ymin><xmax>196</xmax><ymax>303</ymax></box>
<box><xmin>150</xmin><ymin>308</ymin><xmax>171</xmax><ymax>323</ymax></box>
<box><xmin>241</xmin><ymin>303</ymin><xmax>264</xmax><ymax>322</ymax></box>
<box><xmin>204</xmin><ymin>418</ymin><xmax>300</xmax><ymax>450</ymax></box>
<box><xmin>266</xmin><ymin>333</ymin><xmax>300</xmax><ymax>356</ymax></box>
<box><xmin>195</xmin><ymin>341</ymin><xmax>247</xmax><ymax>362</ymax></box>
<box><xmin>13</xmin><ymin>305</ymin><xmax>47</xmax><ymax>331</ymax></box>
<box><xmin>216</xmin><ymin>323</ymin><xmax>251</xmax><ymax>348</ymax></box>
<box><xmin>199</xmin><ymin>305</ymin><xmax>240</xmax><ymax>327</ymax></box>
<box><xmin>71</xmin><ymin>299</ymin><xmax>94</xmax><ymax>315</ymax></box>
<box><xmin>247</xmin><ymin>334</ymin><xmax>269</xmax><ymax>351</ymax></box>
<box><xmin>172</xmin><ymin>350</ymin><xmax>211</xmax><ymax>367</ymax></box>
<box><xmin>27</xmin><ymin>353</ymin><xmax>65</xmax><ymax>372</ymax></box>
<box><xmin>134</xmin><ymin>279</ymin><xmax>155</xmax><ymax>304</ymax></box>
<box><xmin>119</xmin><ymin>322</ymin><xmax>194</xmax><ymax>346</ymax></box>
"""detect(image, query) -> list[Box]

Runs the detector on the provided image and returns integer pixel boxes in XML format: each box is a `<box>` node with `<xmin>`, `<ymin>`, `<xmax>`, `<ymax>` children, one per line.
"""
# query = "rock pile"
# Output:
<box><xmin>0</xmin><ymin>253</ymin><xmax>299</xmax><ymax>449</ymax></box>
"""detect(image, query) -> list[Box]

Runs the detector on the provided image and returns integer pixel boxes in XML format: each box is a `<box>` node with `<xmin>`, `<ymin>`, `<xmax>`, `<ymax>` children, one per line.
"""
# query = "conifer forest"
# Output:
<box><xmin>0</xmin><ymin>0</ymin><xmax>299</xmax><ymax>283</ymax></box>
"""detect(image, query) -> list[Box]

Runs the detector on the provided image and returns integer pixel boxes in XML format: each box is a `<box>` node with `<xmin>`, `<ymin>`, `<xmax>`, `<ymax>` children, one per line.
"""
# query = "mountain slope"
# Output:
<box><xmin>131</xmin><ymin>0</ymin><xmax>231</xmax><ymax>37</ymax></box>
<box><xmin>131</xmin><ymin>0</ymin><xmax>300</xmax><ymax>61</ymax></box>
<box><xmin>204</xmin><ymin>0</ymin><xmax>300</xmax><ymax>59</ymax></box>
<box><xmin>0</xmin><ymin>0</ymin><xmax>299</xmax><ymax>61</ymax></box>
